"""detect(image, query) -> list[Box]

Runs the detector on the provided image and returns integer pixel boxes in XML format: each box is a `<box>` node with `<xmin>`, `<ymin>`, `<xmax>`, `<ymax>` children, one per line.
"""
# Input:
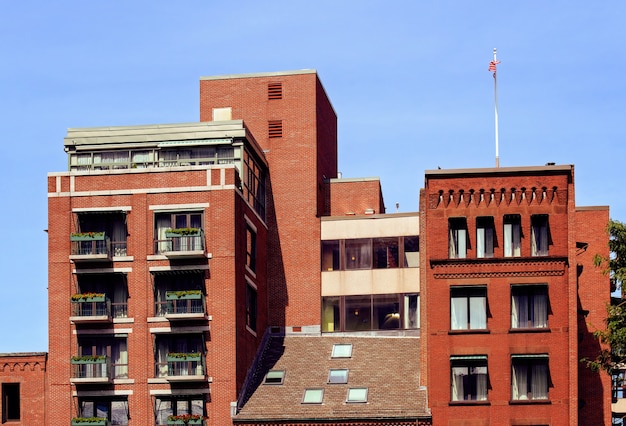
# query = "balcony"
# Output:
<box><xmin>70</xmin><ymin>232</ymin><xmax>111</xmax><ymax>262</ymax></box>
<box><xmin>156</xmin><ymin>228</ymin><xmax>206</xmax><ymax>259</ymax></box>
<box><xmin>156</xmin><ymin>291</ymin><xmax>206</xmax><ymax>320</ymax></box>
<box><xmin>70</xmin><ymin>294</ymin><xmax>111</xmax><ymax>323</ymax></box>
<box><xmin>71</xmin><ymin>418</ymin><xmax>109</xmax><ymax>426</ymax></box>
<box><xmin>70</xmin><ymin>356</ymin><xmax>111</xmax><ymax>384</ymax></box>
<box><xmin>156</xmin><ymin>353</ymin><xmax>206</xmax><ymax>382</ymax></box>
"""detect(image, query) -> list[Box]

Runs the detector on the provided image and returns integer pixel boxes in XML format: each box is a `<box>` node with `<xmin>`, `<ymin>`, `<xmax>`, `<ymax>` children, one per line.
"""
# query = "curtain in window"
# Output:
<box><xmin>112</xmin><ymin>340</ymin><xmax>128</xmax><ymax>379</ymax></box>
<box><xmin>449</xmin><ymin>228</ymin><xmax>467</xmax><ymax>259</ymax></box>
<box><xmin>110</xmin><ymin>401</ymin><xmax>128</xmax><ymax>425</ymax></box>
<box><xmin>474</xmin><ymin>366</ymin><xmax>488</xmax><ymax>400</ymax></box>
<box><xmin>512</xmin><ymin>362</ymin><xmax>528</xmax><ymax>400</ymax></box>
<box><xmin>504</xmin><ymin>222</ymin><xmax>521</xmax><ymax>257</ymax></box>
<box><xmin>157</xmin><ymin>340</ymin><xmax>169</xmax><ymax>377</ymax></box>
<box><xmin>451</xmin><ymin>297</ymin><xmax>467</xmax><ymax>330</ymax></box>
<box><xmin>155</xmin><ymin>399</ymin><xmax>173</xmax><ymax>425</ymax></box>
<box><xmin>469</xmin><ymin>296</ymin><xmax>486</xmax><ymax>329</ymax></box>
<box><xmin>131</xmin><ymin>150</ymin><xmax>150</xmax><ymax>168</ymax></box>
<box><xmin>113</xmin><ymin>283</ymin><xmax>128</xmax><ymax>318</ymax></box>
<box><xmin>111</xmin><ymin>219</ymin><xmax>126</xmax><ymax>256</ymax></box>
<box><xmin>533</xmin><ymin>292</ymin><xmax>548</xmax><ymax>328</ymax></box>
<box><xmin>477</xmin><ymin>227</ymin><xmax>486</xmax><ymax>258</ymax></box>
<box><xmin>531</xmin><ymin>363</ymin><xmax>548</xmax><ymax>399</ymax></box>
<box><xmin>512</xmin><ymin>293</ymin><xmax>528</xmax><ymax>328</ymax></box>
<box><xmin>451</xmin><ymin>367</ymin><xmax>465</xmax><ymax>401</ymax></box>
<box><xmin>156</xmin><ymin>215</ymin><xmax>171</xmax><ymax>253</ymax></box>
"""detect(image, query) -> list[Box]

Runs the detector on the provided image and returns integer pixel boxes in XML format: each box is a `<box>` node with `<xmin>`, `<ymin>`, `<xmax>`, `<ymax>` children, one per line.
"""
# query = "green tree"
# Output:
<box><xmin>586</xmin><ymin>219</ymin><xmax>626</xmax><ymax>373</ymax></box>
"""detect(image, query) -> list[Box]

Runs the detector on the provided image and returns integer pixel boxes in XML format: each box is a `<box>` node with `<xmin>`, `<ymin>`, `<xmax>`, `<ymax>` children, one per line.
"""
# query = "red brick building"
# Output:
<box><xmin>419</xmin><ymin>165</ymin><xmax>611</xmax><ymax>425</ymax></box>
<box><xmin>0</xmin><ymin>352</ymin><xmax>47</xmax><ymax>425</ymax></box>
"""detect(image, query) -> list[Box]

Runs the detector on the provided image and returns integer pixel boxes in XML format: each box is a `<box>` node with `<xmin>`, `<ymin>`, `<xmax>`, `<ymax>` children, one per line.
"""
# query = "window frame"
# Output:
<box><xmin>531</xmin><ymin>214</ymin><xmax>549</xmax><ymax>256</ymax></box>
<box><xmin>2</xmin><ymin>383</ymin><xmax>20</xmax><ymax>422</ymax></box>
<box><xmin>78</xmin><ymin>397</ymin><xmax>129</xmax><ymax>425</ymax></box>
<box><xmin>264</xmin><ymin>370</ymin><xmax>285</xmax><ymax>385</ymax></box>
<box><xmin>331</xmin><ymin>343</ymin><xmax>353</xmax><ymax>359</ymax></box>
<box><xmin>450</xmin><ymin>355</ymin><xmax>489</xmax><ymax>402</ymax></box>
<box><xmin>302</xmin><ymin>388</ymin><xmax>324</xmax><ymax>404</ymax></box>
<box><xmin>450</xmin><ymin>286</ymin><xmax>487</xmax><ymax>331</ymax></box>
<box><xmin>328</xmin><ymin>368</ymin><xmax>349</xmax><ymax>384</ymax></box>
<box><xmin>511</xmin><ymin>355</ymin><xmax>550</xmax><ymax>402</ymax></box>
<box><xmin>246</xmin><ymin>282</ymin><xmax>258</xmax><ymax>333</ymax></box>
<box><xmin>346</xmin><ymin>387</ymin><xmax>368</xmax><ymax>403</ymax></box>
<box><xmin>503</xmin><ymin>214</ymin><xmax>521</xmax><ymax>257</ymax></box>
<box><xmin>245</xmin><ymin>223</ymin><xmax>257</xmax><ymax>273</ymax></box>
<box><xmin>449</xmin><ymin>218</ymin><xmax>468</xmax><ymax>259</ymax></box>
<box><xmin>476</xmin><ymin>216</ymin><xmax>495</xmax><ymax>258</ymax></box>
<box><xmin>511</xmin><ymin>285</ymin><xmax>549</xmax><ymax>330</ymax></box>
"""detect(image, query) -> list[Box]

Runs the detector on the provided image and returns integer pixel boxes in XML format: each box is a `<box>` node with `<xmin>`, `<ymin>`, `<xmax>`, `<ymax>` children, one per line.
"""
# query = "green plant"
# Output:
<box><xmin>71</xmin><ymin>292</ymin><xmax>105</xmax><ymax>301</ymax></box>
<box><xmin>167</xmin><ymin>413</ymin><xmax>204</xmax><ymax>421</ymax></box>
<box><xmin>167</xmin><ymin>352</ymin><xmax>201</xmax><ymax>359</ymax></box>
<box><xmin>165</xmin><ymin>227</ymin><xmax>200</xmax><ymax>236</ymax></box>
<box><xmin>71</xmin><ymin>355</ymin><xmax>106</xmax><ymax>362</ymax></box>
<box><xmin>71</xmin><ymin>418</ymin><xmax>107</xmax><ymax>424</ymax></box>
<box><xmin>71</xmin><ymin>232</ymin><xmax>105</xmax><ymax>238</ymax></box>
<box><xmin>167</xmin><ymin>290</ymin><xmax>202</xmax><ymax>299</ymax></box>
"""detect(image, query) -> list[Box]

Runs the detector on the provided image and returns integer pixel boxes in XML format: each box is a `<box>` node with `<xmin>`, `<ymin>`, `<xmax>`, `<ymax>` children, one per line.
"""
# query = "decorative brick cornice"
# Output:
<box><xmin>430</xmin><ymin>257</ymin><xmax>568</xmax><ymax>279</ymax></box>
<box><xmin>428</xmin><ymin>186</ymin><xmax>566</xmax><ymax>209</ymax></box>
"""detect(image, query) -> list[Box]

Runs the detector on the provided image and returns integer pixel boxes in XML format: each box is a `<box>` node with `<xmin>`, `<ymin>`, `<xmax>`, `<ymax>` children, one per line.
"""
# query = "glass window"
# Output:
<box><xmin>264</xmin><ymin>370</ymin><xmax>285</xmax><ymax>385</ymax></box>
<box><xmin>449</xmin><ymin>218</ymin><xmax>468</xmax><ymax>259</ymax></box>
<box><xmin>246</xmin><ymin>225</ymin><xmax>257</xmax><ymax>272</ymax></box>
<box><xmin>451</xmin><ymin>287</ymin><xmax>487</xmax><ymax>330</ymax></box>
<box><xmin>346</xmin><ymin>388</ymin><xmax>368</xmax><ymax>403</ymax></box>
<box><xmin>321</xmin><ymin>240</ymin><xmax>340</xmax><ymax>271</ymax></box>
<box><xmin>79</xmin><ymin>398</ymin><xmax>129</xmax><ymax>425</ymax></box>
<box><xmin>322</xmin><ymin>296</ymin><xmax>340</xmax><ymax>332</ymax></box>
<box><xmin>511</xmin><ymin>285</ymin><xmax>548</xmax><ymax>329</ymax></box>
<box><xmin>531</xmin><ymin>215</ymin><xmax>549</xmax><ymax>256</ymax></box>
<box><xmin>155</xmin><ymin>396</ymin><xmax>204</xmax><ymax>425</ymax></box>
<box><xmin>302</xmin><ymin>389</ymin><xmax>324</xmax><ymax>404</ymax></box>
<box><xmin>2</xmin><ymin>383</ymin><xmax>20</xmax><ymax>422</ymax></box>
<box><xmin>504</xmin><ymin>214</ymin><xmax>521</xmax><ymax>257</ymax></box>
<box><xmin>373</xmin><ymin>294</ymin><xmax>401</xmax><ymax>330</ymax></box>
<box><xmin>450</xmin><ymin>356</ymin><xmax>488</xmax><ymax>401</ymax></box>
<box><xmin>344</xmin><ymin>295</ymin><xmax>372</xmax><ymax>331</ymax></box>
<box><xmin>404</xmin><ymin>236</ymin><xmax>420</xmax><ymax>267</ymax></box>
<box><xmin>331</xmin><ymin>344</ymin><xmax>352</xmax><ymax>358</ymax></box>
<box><xmin>373</xmin><ymin>237</ymin><xmax>399</xmax><ymax>268</ymax></box>
<box><xmin>511</xmin><ymin>355</ymin><xmax>549</xmax><ymax>401</ymax></box>
<box><xmin>246</xmin><ymin>284</ymin><xmax>257</xmax><ymax>332</ymax></box>
<box><xmin>404</xmin><ymin>294</ymin><xmax>420</xmax><ymax>329</ymax></box>
<box><xmin>476</xmin><ymin>217</ymin><xmax>495</xmax><ymax>258</ymax></box>
<box><xmin>345</xmin><ymin>239</ymin><xmax>372</xmax><ymax>270</ymax></box>
<box><xmin>328</xmin><ymin>369</ymin><xmax>349</xmax><ymax>384</ymax></box>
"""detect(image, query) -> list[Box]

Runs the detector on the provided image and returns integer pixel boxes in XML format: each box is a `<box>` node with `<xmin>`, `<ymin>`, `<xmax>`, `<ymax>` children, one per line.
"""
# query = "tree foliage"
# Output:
<box><xmin>586</xmin><ymin>219</ymin><xmax>626</xmax><ymax>374</ymax></box>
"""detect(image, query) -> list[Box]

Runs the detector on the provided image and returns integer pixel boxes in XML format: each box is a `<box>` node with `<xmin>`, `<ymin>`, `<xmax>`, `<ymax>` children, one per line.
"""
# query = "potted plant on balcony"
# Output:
<box><xmin>166</xmin><ymin>352</ymin><xmax>202</xmax><ymax>362</ymax></box>
<box><xmin>70</xmin><ymin>231</ymin><xmax>106</xmax><ymax>241</ymax></box>
<box><xmin>71</xmin><ymin>355</ymin><xmax>107</xmax><ymax>364</ymax></box>
<box><xmin>71</xmin><ymin>292</ymin><xmax>106</xmax><ymax>303</ymax></box>
<box><xmin>166</xmin><ymin>414</ymin><xmax>205</xmax><ymax>425</ymax></box>
<box><xmin>71</xmin><ymin>416</ymin><xmax>108</xmax><ymax>425</ymax></box>
<box><xmin>165</xmin><ymin>227</ymin><xmax>201</xmax><ymax>237</ymax></box>
<box><xmin>166</xmin><ymin>290</ymin><xmax>202</xmax><ymax>300</ymax></box>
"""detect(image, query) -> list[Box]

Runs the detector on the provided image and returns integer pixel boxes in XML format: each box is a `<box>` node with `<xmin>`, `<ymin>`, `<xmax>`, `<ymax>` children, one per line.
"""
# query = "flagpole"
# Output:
<box><xmin>493</xmin><ymin>48</ymin><xmax>500</xmax><ymax>168</ymax></box>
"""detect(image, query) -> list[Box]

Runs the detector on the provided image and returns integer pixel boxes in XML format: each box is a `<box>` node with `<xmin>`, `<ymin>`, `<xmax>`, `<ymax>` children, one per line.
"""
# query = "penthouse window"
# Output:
<box><xmin>449</xmin><ymin>218</ymin><xmax>468</xmax><ymax>259</ymax></box>
<box><xmin>504</xmin><ymin>214</ymin><xmax>521</xmax><ymax>257</ymax></box>
<box><xmin>511</xmin><ymin>285</ymin><xmax>548</xmax><ymax>329</ymax></box>
<box><xmin>511</xmin><ymin>355</ymin><xmax>550</xmax><ymax>401</ymax></box>
<box><xmin>321</xmin><ymin>236</ymin><xmax>419</xmax><ymax>271</ymax></box>
<box><xmin>531</xmin><ymin>215</ymin><xmax>550</xmax><ymax>256</ymax></box>
<box><xmin>450</xmin><ymin>355</ymin><xmax>488</xmax><ymax>402</ymax></box>
<box><xmin>450</xmin><ymin>287</ymin><xmax>487</xmax><ymax>331</ymax></box>
<box><xmin>476</xmin><ymin>216</ymin><xmax>494</xmax><ymax>258</ymax></box>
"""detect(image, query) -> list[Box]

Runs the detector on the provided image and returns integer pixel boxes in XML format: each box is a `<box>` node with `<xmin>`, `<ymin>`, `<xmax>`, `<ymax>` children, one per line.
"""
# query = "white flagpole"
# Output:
<box><xmin>493</xmin><ymin>48</ymin><xmax>500</xmax><ymax>168</ymax></box>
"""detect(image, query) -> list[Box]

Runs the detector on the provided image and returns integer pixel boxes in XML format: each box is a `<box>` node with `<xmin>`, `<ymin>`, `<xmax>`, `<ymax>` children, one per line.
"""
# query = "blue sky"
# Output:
<box><xmin>1</xmin><ymin>1</ymin><xmax>624</xmax><ymax>351</ymax></box>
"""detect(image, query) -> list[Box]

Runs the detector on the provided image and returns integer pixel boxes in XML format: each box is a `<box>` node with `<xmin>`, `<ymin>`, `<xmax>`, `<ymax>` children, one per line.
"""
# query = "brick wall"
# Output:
<box><xmin>0</xmin><ymin>353</ymin><xmax>47</xmax><ymax>425</ymax></box>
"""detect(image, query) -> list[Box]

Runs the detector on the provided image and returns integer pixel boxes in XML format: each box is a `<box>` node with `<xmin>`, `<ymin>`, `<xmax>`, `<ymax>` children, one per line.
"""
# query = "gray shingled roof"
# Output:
<box><xmin>234</xmin><ymin>334</ymin><xmax>430</xmax><ymax>423</ymax></box>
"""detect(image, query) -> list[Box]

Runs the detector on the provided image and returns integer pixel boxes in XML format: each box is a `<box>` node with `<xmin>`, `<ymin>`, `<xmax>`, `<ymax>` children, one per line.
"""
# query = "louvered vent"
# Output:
<box><xmin>268</xmin><ymin>120</ymin><xmax>283</xmax><ymax>138</ymax></box>
<box><xmin>268</xmin><ymin>83</ymin><xmax>282</xmax><ymax>100</ymax></box>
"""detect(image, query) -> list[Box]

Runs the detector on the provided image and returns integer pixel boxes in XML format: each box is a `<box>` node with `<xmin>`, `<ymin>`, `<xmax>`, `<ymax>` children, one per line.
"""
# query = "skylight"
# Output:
<box><xmin>346</xmin><ymin>387</ymin><xmax>368</xmax><ymax>403</ymax></box>
<box><xmin>328</xmin><ymin>369</ymin><xmax>348</xmax><ymax>384</ymax></box>
<box><xmin>331</xmin><ymin>343</ymin><xmax>352</xmax><ymax>358</ymax></box>
<box><xmin>302</xmin><ymin>388</ymin><xmax>324</xmax><ymax>404</ymax></box>
<box><xmin>264</xmin><ymin>370</ymin><xmax>285</xmax><ymax>385</ymax></box>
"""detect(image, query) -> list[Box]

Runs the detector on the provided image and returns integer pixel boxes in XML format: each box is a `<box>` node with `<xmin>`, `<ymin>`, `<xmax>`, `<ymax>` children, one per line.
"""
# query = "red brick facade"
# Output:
<box><xmin>420</xmin><ymin>165</ymin><xmax>611</xmax><ymax>425</ymax></box>
<box><xmin>0</xmin><ymin>353</ymin><xmax>47</xmax><ymax>425</ymax></box>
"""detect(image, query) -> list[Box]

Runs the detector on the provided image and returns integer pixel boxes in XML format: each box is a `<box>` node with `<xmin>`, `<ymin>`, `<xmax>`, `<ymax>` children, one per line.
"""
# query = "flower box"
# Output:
<box><xmin>167</xmin><ymin>415</ymin><xmax>204</xmax><ymax>425</ymax></box>
<box><xmin>167</xmin><ymin>353</ymin><xmax>202</xmax><ymax>362</ymax></box>
<box><xmin>165</xmin><ymin>228</ymin><xmax>201</xmax><ymax>237</ymax></box>
<box><xmin>71</xmin><ymin>418</ymin><xmax>107</xmax><ymax>426</ymax></box>
<box><xmin>71</xmin><ymin>293</ymin><xmax>106</xmax><ymax>303</ymax></box>
<box><xmin>71</xmin><ymin>232</ymin><xmax>106</xmax><ymax>241</ymax></box>
<box><xmin>167</xmin><ymin>420</ymin><xmax>203</xmax><ymax>425</ymax></box>
<box><xmin>166</xmin><ymin>290</ymin><xmax>202</xmax><ymax>300</ymax></box>
<box><xmin>71</xmin><ymin>355</ymin><xmax>107</xmax><ymax>364</ymax></box>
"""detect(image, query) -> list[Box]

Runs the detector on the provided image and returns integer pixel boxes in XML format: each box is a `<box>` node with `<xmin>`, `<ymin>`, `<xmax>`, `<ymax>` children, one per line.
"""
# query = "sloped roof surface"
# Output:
<box><xmin>235</xmin><ymin>334</ymin><xmax>429</xmax><ymax>422</ymax></box>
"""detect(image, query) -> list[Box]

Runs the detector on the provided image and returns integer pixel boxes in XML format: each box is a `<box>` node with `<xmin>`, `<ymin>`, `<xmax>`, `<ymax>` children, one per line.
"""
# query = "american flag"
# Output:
<box><xmin>488</xmin><ymin>60</ymin><xmax>501</xmax><ymax>73</ymax></box>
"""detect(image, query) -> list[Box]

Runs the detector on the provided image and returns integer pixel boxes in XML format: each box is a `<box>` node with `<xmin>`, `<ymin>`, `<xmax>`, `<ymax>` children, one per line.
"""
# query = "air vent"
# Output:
<box><xmin>268</xmin><ymin>82</ymin><xmax>282</xmax><ymax>100</ymax></box>
<box><xmin>268</xmin><ymin>120</ymin><xmax>283</xmax><ymax>138</ymax></box>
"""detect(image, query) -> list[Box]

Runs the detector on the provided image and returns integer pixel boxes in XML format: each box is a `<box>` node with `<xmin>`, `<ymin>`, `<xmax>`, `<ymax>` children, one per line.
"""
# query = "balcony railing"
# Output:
<box><xmin>70</xmin><ymin>233</ymin><xmax>112</xmax><ymax>262</ymax></box>
<box><xmin>70</xmin><ymin>296</ymin><xmax>111</xmax><ymax>322</ymax></box>
<box><xmin>155</xmin><ymin>229</ymin><xmax>205</xmax><ymax>258</ymax></box>
<box><xmin>71</xmin><ymin>418</ymin><xmax>109</xmax><ymax>426</ymax></box>
<box><xmin>70</xmin><ymin>356</ymin><xmax>110</xmax><ymax>383</ymax></box>
<box><xmin>155</xmin><ymin>291</ymin><xmax>206</xmax><ymax>319</ymax></box>
<box><xmin>155</xmin><ymin>353</ymin><xmax>206</xmax><ymax>381</ymax></box>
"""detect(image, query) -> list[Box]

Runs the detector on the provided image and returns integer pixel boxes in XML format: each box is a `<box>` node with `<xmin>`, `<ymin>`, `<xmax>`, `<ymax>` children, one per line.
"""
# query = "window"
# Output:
<box><xmin>613</xmin><ymin>369</ymin><xmax>626</xmax><ymax>403</ymax></box>
<box><xmin>449</xmin><ymin>218</ymin><xmax>468</xmax><ymax>259</ymax></box>
<box><xmin>76</xmin><ymin>211</ymin><xmax>128</xmax><ymax>257</ymax></box>
<box><xmin>511</xmin><ymin>355</ymin><xmax>549</xmax><ymax>401</ymax></box>
<box><xmin>345</xmin><ymin>239</ymin><xmax>372</xmax><ymax>270</ymax></box>
<box><xmin>511</xmin><ymin>285</ymin><xmax>548</xmax><ymax>329</ymax></box>
<box><xmin>322</xmin><ymin>294</ymin><xmax>419</xmax><ymax>332</ymax></box>
<box><xmin>531</xmin><ymin>215</ymin><xmax>549</xmax><ymax>256</ymax></box>
<box><xmin>404</xmin><ymin>236</ymin><xmax>420</xmax><ymax>267</ymax></box>
<box><xmin>2</xmin><ymin>383</ymin><xmax>20</xmax><ymax>422</ymax></box>
<box><xmin>79</xmin><ymin>398</ymin><xmax>128</xmax><ymax>425</ymax></box>
<box><xmin>328</xmin><ymin>369</ymin><xmax>349</xmax><ymax>384</ymax></box>
<box><xmin>154</xmin><ymin>211</ymin><xmax>203</xmax><ymax>254</ymax></box>
<box><xmin>476</xmin><ymin>217</ymin><xmax>494</xmax><ymax>258</ymax></box>
<box><xmin>76</xmin><ymin>273</ymin><xmax>128</xmax><ymax>319</ymax></box>
<box><xmin>302</xmin><ymin>389</ymin><xmax>324</xmax><ymax>404</ymax></box>
<box><xmin>450</xmin><ymin>287</ymin><xmax>487</xmax><ymax>330</ymax></box>
<box><xmin>246</xmin><ymin>283</ymin><xmax>257</xmax><ymax>332</ymax></box>
<box><xmin>153</xmin><ymin>271</ymin><xmax>204</xmax><ymax>317</ymax></box>
<box><xmin>246</xmin><ymin>224</ymin><xmax>257</xmax><ymax>273</ymax></box>
<box><xmin>76</xmin><ymin>336</ymin><xmax>128</xmax><ymax>379</ymax></box>
<box><xmin>504</xmin><ymin>215</ymin><xmax>521</xmax><ymax>257</ymax></box>
<box><xmin>321</xmin><ymin>240</ymin><xmax>340</xmax><ymax>271</ymax></box>
<box><xmin>346</xmin><ymin>388</ymin><xmax>368</xmax><ymax>403</ymax></box>
<box><xmin>331</xmin><ymin>343</ymin><xmax>352</xmax><ymax>358</ymax></box>
<box><xmin>243</xmin><ymin>150</ymin><xmax>267</xmax><ymax>219</ymax></box>
<box><xmin>450</xmin><ymin>356</ymin><xmax>488</xmax><ymax>401</ymax></box>
<box><xmin>373</xmin><ymin>237</ymin><xmax>399</xmax><ymax>268</ymax></box>
<box><xmin>154</xmin><ymin>334</ymin><xmax>204</xmax><ymax>378</ymax></box>
<box><xmin>264</xmin><ymin>370</ymin><xmax>285</xmax><ymax>385</ymax></box>
<box><xmin>155</xmin><ymin>396</ymin><xmax>204</xmax><ymax>426</ymax></box>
